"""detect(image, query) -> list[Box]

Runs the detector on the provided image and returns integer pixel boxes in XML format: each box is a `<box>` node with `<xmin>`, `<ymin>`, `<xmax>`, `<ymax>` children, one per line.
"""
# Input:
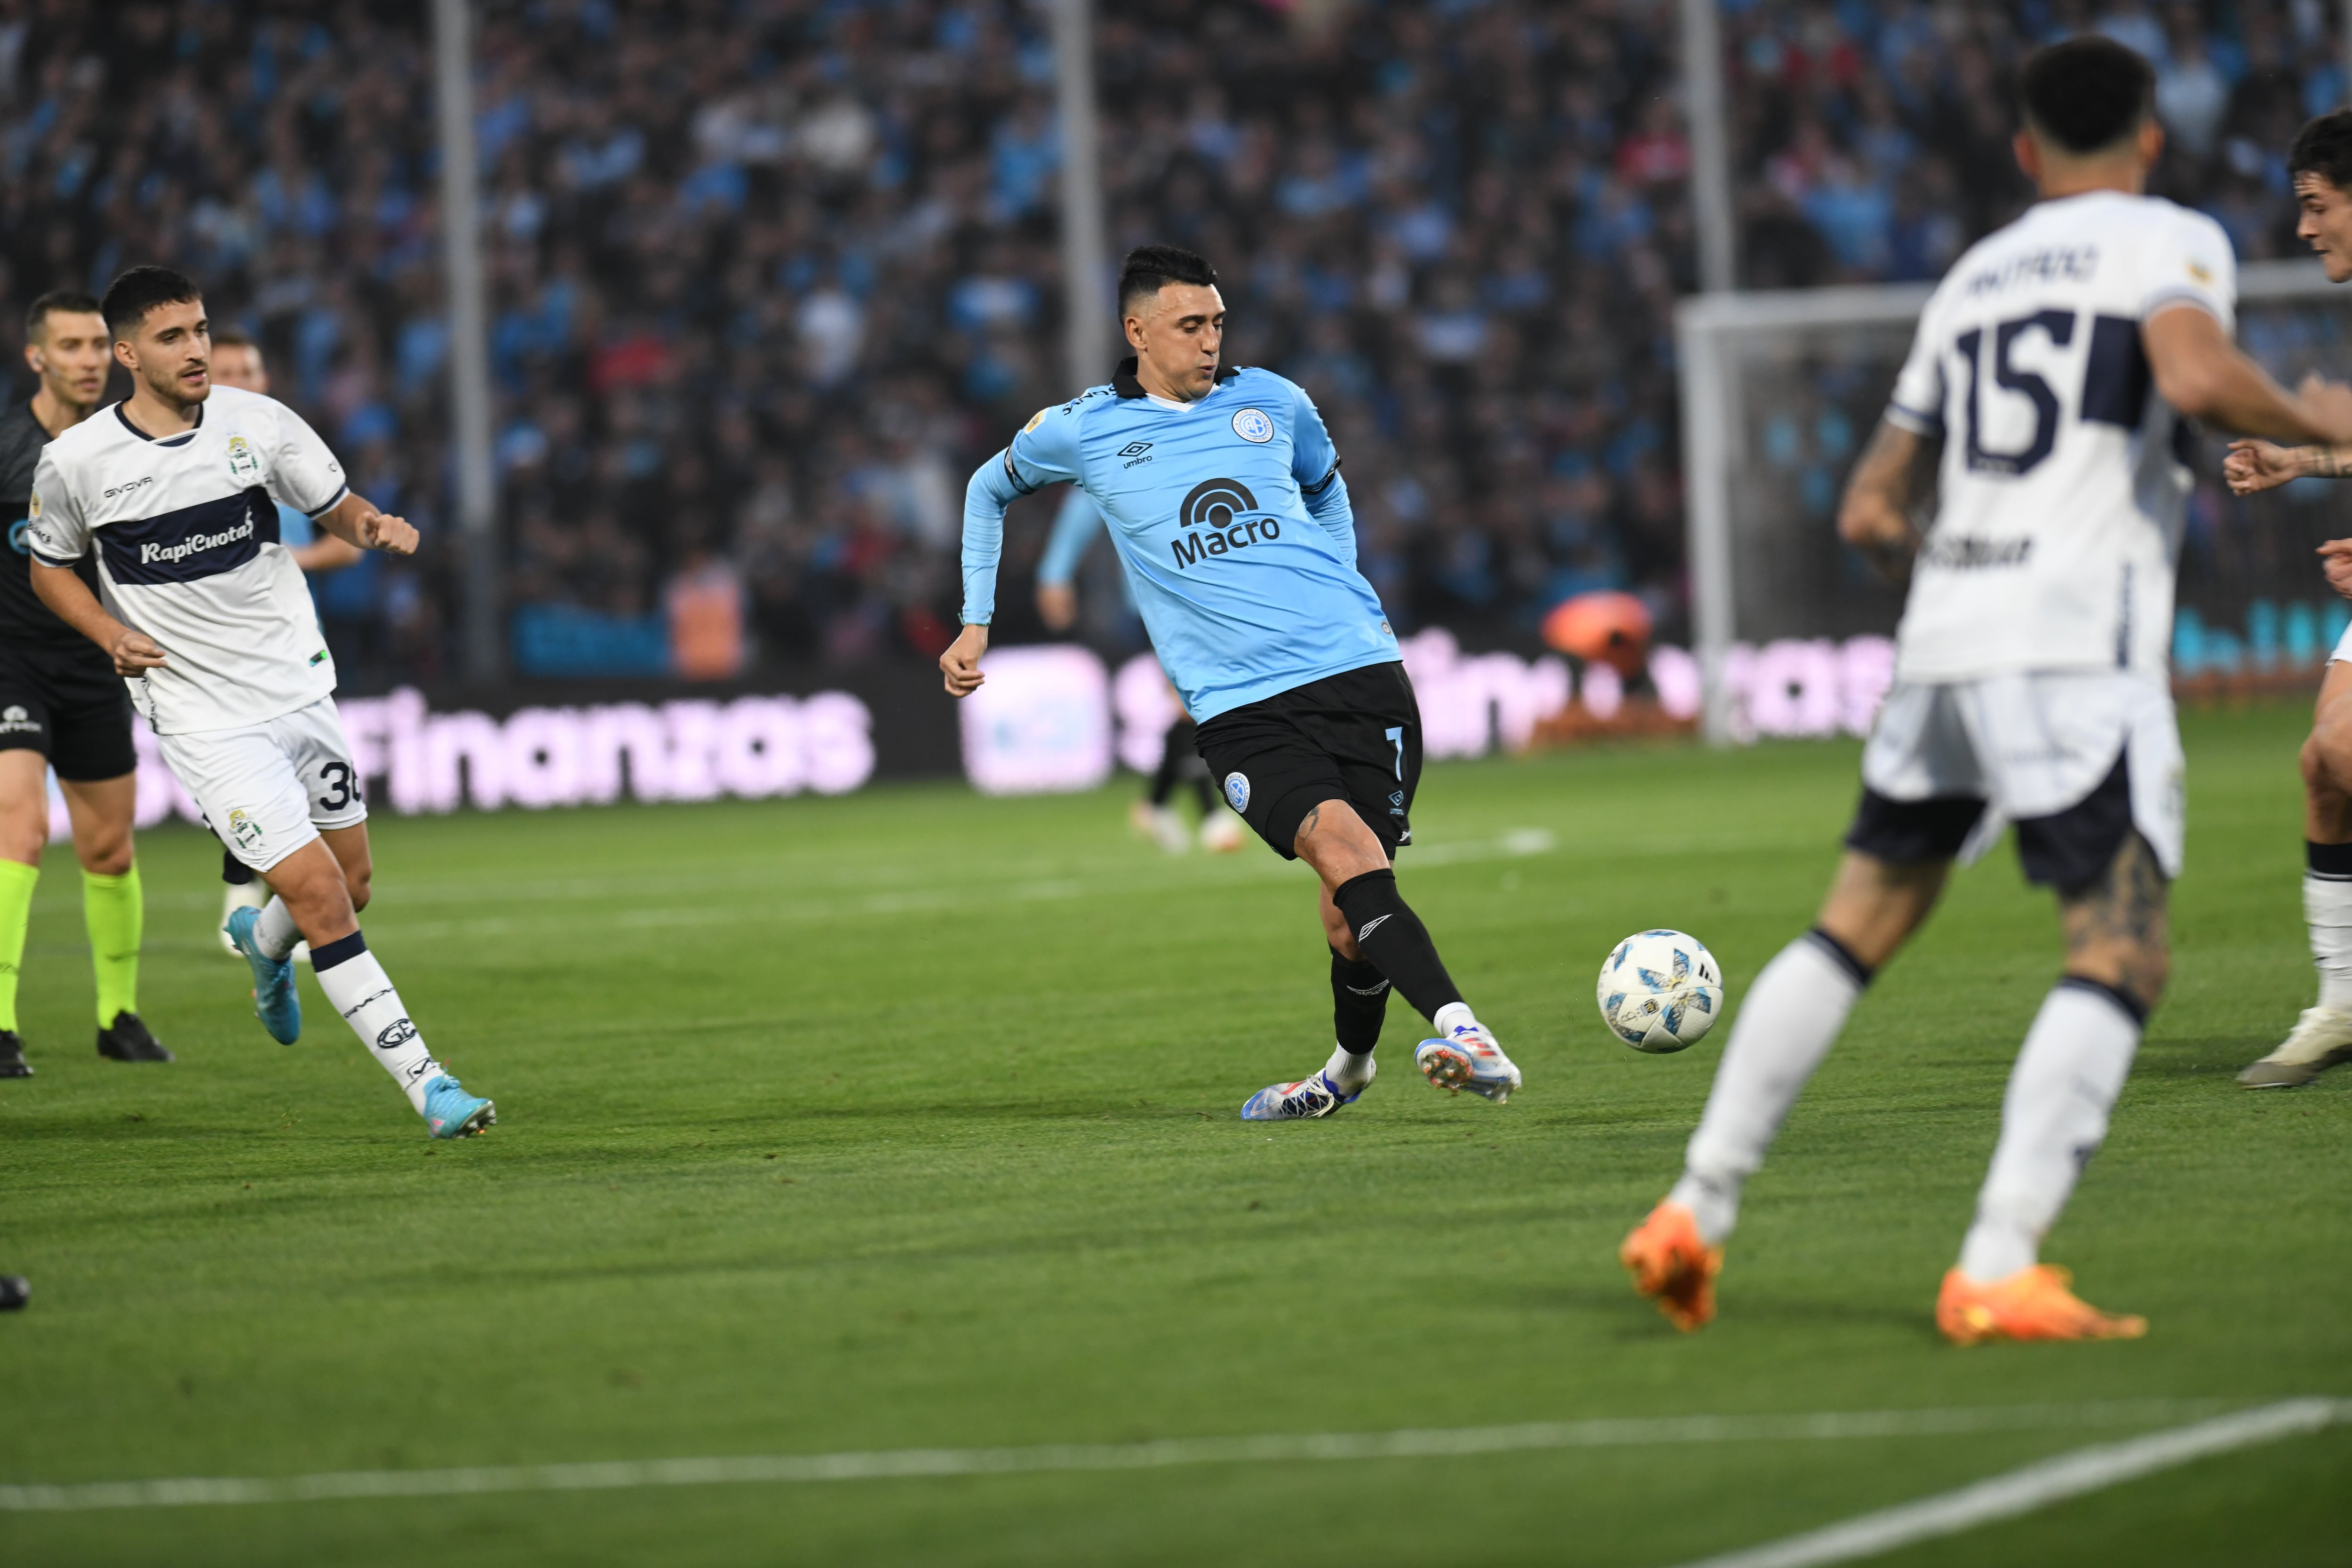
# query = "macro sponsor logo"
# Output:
<box><xmin>1168</xmin><ymin>478</ymin><xmax>1278</xmax><ymax>568</ymax></box>
<box><xmin>103</xmin><ymin>476</ymin><xmax>155</xmax><ymax>501</ymax></box>
<box><xmin>141</xmin><ymin>516</ymin><xmax>254</xmax><ymax>566</ymax></box>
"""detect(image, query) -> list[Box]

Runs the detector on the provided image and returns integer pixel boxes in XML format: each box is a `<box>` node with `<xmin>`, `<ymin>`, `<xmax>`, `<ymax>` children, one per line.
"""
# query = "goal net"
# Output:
<box><xmin>1677</xmin><ymin>260</ymin><xmax>2352</xmax><ymax>744</ymax></box>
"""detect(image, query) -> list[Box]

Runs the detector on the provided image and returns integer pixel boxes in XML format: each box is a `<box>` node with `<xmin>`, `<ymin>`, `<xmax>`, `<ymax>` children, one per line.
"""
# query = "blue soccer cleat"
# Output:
<box><xmin>1414</xmin><ymin>1022</ymin><xmax>1522</xmax><ymax>1104</ymax></box>
<box><xmin>225</xmin><ymin>906</ymin><xmax>300</xmax><ymax>1045</ymax></box>
<box><xmin>1240</xmin><ymin>1058</ymin><xmax>1373</xmax><ymax>1121</ymax></box>
<box><xmin>421</xmin><ymin>1075</ymin><xmax>496</xmax><ymax>1139</ymax></box>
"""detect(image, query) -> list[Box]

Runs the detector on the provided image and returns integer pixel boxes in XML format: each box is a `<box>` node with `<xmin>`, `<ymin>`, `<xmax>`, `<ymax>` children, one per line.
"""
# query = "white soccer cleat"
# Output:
<box><xmin>1200</xmin><ymin>813</ymin><xmax>1246</xmax><ymax>853</ymax></box>
<box><xmin>2239</xmin><ymin>1005</ymin><xmax>2352</xmax><ymax>1088</ymax></box>
<box><xmin>1415</xmin><ymin>1022</ymin><xmax>1521</xmax><ymax>1104</ymax></box>
<box><xmin>1129</xmin><ymin>800</ymin><xmax>1191</xmax><ymax>854</ymax></box>
<box><xmin>1240</xmin><ymin>1059</ymin><xmax>1374</xmax><ymax>1121</ymax></box>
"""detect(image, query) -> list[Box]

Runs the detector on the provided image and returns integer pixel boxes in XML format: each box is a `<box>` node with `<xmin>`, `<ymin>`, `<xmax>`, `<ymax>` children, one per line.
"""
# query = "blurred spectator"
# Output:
<box><xmin>0</xmin><ymin>0</ymin><xmax>2326</xmax><ymax>685</ymax></box>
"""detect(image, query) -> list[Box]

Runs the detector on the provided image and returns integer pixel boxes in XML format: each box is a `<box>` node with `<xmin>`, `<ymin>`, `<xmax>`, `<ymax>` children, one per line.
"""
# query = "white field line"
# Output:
<box><xmin>0</xmin><ymin>1399</ymin><xmax>2250</xmax><ymax>1513</ymax></box>
<box><xmin>1667</xmin><ymin>1397</ymin><xmax>2352</xmax><ymax>1568</ymax></box>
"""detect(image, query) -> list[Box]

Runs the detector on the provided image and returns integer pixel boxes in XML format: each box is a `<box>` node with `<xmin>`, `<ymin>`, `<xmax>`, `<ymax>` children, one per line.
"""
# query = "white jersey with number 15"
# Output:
<box><xmin>1883</xmin><ymin>189</ymin><xmax>2236</xmax><ymax>683</ymax></box>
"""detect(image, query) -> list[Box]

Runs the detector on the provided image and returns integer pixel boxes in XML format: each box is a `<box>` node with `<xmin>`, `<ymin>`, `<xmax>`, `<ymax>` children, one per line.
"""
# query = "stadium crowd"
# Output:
<box><xmin>0</xmin><ymin>0</ymin><xmax>2332</xmax><ymax>685</ymax></box>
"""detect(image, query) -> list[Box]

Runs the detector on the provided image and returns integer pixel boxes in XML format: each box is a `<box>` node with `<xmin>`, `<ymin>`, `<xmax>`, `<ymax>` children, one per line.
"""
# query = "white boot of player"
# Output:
<box><xmin>2239</xmin><ymin>1006</ymin><xmax>2352</xmax><ymax>1088</ymax></box>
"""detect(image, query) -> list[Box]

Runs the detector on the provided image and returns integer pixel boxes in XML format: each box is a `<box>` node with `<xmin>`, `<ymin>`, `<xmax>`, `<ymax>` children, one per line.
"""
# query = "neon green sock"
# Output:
<box><xmin>0</xmin><ymin>859</ymin><xmax>37</xmax><ymax>1034</ymax></box>
<box><xmin>83</xmin><ymin>863</ymin><xmax>141</xmax><ymax>1027</ymax></box>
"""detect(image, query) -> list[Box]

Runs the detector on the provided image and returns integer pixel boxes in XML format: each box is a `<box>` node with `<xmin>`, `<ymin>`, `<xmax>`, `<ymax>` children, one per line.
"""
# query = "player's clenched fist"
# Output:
<box><xmin>107</xmin><ymin>627</ymin><xmax>167</xmax><ymax>676</ymax></box>
<box><xmin>2224</xmin><ymin>438</ymin><xmax>2305</xmax><ymax>494</ymax></box>
<box><xmin>939</xmin><ymin>624</ymin><xmax>988</xmax><ymax>697</ymax></box>
<box><xmin>355</xmin><ymin>508</ymin><xmax>419</xmax><ymax>555</ymax></box>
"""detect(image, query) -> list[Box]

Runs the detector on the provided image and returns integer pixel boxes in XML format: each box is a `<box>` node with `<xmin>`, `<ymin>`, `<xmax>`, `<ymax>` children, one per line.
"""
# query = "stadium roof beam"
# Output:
<box><xmin>433</xmin><ymin>0</ymin><xmax>503</xmax><ymax>684</ymax></box>
<box><xmin>1051</xmin><ymin>0</ymin><xmax>1111</xmax><ymax>394</ymax></box>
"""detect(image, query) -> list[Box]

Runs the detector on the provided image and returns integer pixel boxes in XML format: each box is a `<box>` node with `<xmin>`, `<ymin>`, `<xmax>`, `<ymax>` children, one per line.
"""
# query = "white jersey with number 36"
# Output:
<box><xmin>1883</xmin><ymin>190</ymin><xmax>2235</xmax><ymax>683</ymax></box>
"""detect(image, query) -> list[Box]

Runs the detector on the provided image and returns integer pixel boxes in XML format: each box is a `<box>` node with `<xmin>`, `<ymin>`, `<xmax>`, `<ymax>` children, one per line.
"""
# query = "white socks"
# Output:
<box><xmin>1431</xmin><ymin>1001</ymin><xmax>1478</xmax><ymax>1037</ymax></box>
<box><xmin>1324</xmin><ymin>1043</ymin><xmax>1375</xmax><ymax>1094</ymax></box>
<box><xmin>1956</xmin><ymin>979</ymin><xmax>2142</xmax><ymax>1283</ymax></box>
<box><xmin>2305</xmin><ymin>870</ymin><xmax>2352</xmax><ymax>1011</ymax></box>
<box><xmin>1671</xmin><ymin>932</ymin><xmax>1867</xmax><ymax>1245</ymax></box>
<box><xmin>312</xmin><ymin>932</ymin><xmax>444</xmax><ymax>1114</ymax></box>
<box><xmin>254</xmin><ymin>896</ymin><xmax>302</xmax><ymax>961</ymax></box>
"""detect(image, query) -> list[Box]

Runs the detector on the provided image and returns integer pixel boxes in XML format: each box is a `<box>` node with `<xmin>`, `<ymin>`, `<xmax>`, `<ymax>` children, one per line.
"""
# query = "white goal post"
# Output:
<box><xmin>1677</xmin><ymin>259</ymin><xmax>2352</xmax><ymax>745</ymax></box>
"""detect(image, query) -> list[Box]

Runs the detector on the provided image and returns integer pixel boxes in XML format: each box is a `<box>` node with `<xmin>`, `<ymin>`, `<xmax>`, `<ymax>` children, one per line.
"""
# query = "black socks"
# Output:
<box><xmin>1331</xmin><ymin>948</ymin><xmax>1391</xmax><ymax>1052</ymax></box>
<box><xmin>1330</xmin><ymin>869</ymin><xmax>1465</xmax><ymax>1021</ymax></box>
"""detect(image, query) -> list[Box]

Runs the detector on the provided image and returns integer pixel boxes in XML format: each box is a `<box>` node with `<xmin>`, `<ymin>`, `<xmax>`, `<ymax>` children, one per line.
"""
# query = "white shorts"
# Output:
<box><xmin>158</xmin><ymin>697</ymin><xmax>367</xmax><ymax>872</ymax></box>
<box><xmin>1853</xmin><ymin>670</ymin><xmax>2184</xmax><ymax>888</ymax></box>
<box><xmin>2333</xmin><ymin>618</ymin><xmax>2352</xmax><ymax>664</ymax></box>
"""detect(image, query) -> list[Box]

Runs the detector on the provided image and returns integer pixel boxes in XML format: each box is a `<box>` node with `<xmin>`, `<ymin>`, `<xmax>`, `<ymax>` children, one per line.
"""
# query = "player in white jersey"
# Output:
<box><xmin>2215</xmin><ymin>109</ymin><xmax>2352</xmax><ymax>1089</ymax></box>
<box><xmin>1620</xmin><ymin>39</ymin><xmax>2352</xmax><ymax>1344</ymax></box>
<box><xmin>25</xmin><ymin>266</ymin><xmax>496</xmax><ymax>1138</ymax></box>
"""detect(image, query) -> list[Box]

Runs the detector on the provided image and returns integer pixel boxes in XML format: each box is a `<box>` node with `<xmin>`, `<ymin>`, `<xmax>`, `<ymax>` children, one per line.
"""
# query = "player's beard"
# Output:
<box><xmin>142</xmin><ymin>359</ymin><xmax>210</xmax><ymax>414</ymax></box>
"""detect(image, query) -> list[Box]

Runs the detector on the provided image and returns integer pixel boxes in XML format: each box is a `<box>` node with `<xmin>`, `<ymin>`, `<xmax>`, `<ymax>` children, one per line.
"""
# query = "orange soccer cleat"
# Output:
<box><xmin>1619</xmin><ymin>1201</ymin><xmax>1723</xmax><ymax>1332</ymax></box>
<box><xmin>1936</xmin><ymin>1265</ymin><xmax>2147</xmax><ymax>1346</ymax></box>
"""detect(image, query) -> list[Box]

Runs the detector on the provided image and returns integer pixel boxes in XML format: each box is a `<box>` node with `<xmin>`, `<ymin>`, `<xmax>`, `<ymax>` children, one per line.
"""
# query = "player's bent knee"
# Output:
<box><xmin>75</xmin><ymin>836</ymin><xmax>132</xmax><ymax>876</ymax></box>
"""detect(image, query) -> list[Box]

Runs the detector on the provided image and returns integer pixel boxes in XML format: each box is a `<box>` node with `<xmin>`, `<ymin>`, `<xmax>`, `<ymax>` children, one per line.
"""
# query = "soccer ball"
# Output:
<box><xmin>1597</xmin><ymin>930</ymin><xmax>1724</xmax><ymax>1053</ymax></box>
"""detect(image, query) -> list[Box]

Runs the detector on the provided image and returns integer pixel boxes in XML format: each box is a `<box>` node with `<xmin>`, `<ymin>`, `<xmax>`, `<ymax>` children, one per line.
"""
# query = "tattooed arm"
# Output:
<box><xmin>1836</xmin><ymin>418</ymin><xmax>1940</xmax><ymax>584</ymax></box>
<box><xmin>2224</xmin><ymin>437</ymin><xmax>2352</xmax><ymax>494</ymax></box>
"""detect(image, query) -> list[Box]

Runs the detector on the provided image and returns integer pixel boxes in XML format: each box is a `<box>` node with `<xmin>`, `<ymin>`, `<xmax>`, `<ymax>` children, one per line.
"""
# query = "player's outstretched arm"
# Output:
<box><xmin>28</xmin><ymin>561</ymin><xmax>165</xmax><ymax>675</ymax></box>
<box><xmin>2144</xmin><ymin>306</ymin><xmax>2352</xmax><ymax>443</ymax></box>
<box><xmin>316</xmin><ymin>492</ymin><xmax>419</xmax><ymax>556</ymax></box>
<box><xmin>1836</xmin><ymin>419</ymin><xmax>1938</xmax><ymax>581</ymax></box>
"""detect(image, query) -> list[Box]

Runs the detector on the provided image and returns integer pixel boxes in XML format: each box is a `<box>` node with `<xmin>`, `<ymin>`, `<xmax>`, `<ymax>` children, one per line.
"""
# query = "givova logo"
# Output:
<box><xmin>1169</xmin><ymin>478</ymin><xmax>1280</xmax><ymax>569</ymax></box>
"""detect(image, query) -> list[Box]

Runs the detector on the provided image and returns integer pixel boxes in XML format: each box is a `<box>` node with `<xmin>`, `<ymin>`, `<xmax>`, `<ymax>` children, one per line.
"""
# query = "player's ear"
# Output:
<box><xmin>112</xmin><ymin>338</ymin><xmax>135</xmax><ymax>372</ymax></box>
<box><xmin>1123</xmin><ymin>314</ymin><xmax>1148</xmax><ymax>353</ymax></box>
<box><xmin>22</xmin><ymin>341</ymin><xmax>40</xmax><ymax>375</ymax></box>
<box><xmin>2011</xmin><ymin>129</ymin><xmax>2041</xmax><ymax>183</ymax></box>
<box><xmin>2137</xmin><ymin>117</ymin><xmax>2162</xmax><ymax>171</ymax></box>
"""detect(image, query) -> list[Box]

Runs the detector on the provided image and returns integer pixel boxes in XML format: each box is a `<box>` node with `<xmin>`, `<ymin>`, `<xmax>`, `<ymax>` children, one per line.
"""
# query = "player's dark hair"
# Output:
<box><xmin>24</xmin><ymin>288</ymin><xmax>100</xmax><ymax>342</ymax></box>
<box><xmin>2290</xmin><ymin>110</ymin><xmax>2352</xmax><ymax>195</ymax></box>
<box><xmin>2018</xmin><ymin>36</ymin><xmax>2153</xmax><ymax>155</ymax></box>
<box><xmin>209</xmin><ymin>323</ymin><xmax>256</xmax><ymax>350</ymax></box>
<box><xmin>1118</xmin><ymin>245</ymin><xmax>1219</xmax><ymax>318</ymax></box>
<box><xmin>100</xmin><ymin>265</ymin><xmax>203</xmax><ymax>337</ymax></box>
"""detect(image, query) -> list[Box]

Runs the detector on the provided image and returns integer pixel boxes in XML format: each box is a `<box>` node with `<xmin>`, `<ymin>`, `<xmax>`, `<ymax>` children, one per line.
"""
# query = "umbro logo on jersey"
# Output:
<box><xmin>1118</xmin><ymin>442</ymin><xmax>1152</xmax><ymax>458</ymax></box>
<box><xmin>1170</xmin><ymin>478</ymin><xmax>1279</xmax><ymax>569</ymax></box>
<box><xmin>1356</xmin><ymin>914</ymin><xmax>1392</xmax><ymax>942</ymax></box>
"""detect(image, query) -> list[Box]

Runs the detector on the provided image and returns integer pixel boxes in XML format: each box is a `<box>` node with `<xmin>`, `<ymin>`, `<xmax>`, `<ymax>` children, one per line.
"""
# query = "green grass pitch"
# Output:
<box><xmin>1</xmin><ymin>702</ymin><xmax>2347</xmax><ymax>1566</ymax></box>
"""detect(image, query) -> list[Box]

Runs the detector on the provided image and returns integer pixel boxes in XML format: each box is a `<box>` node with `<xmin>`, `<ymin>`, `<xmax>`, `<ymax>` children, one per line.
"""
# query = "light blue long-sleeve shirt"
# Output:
<box><xmin>961</xmin><ymin>362</ymin><xmax>1394</xmax><ymax>722</ymax></box>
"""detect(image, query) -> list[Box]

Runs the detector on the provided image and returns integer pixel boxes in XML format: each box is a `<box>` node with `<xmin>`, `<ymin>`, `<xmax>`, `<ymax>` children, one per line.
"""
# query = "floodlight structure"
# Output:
<box><xmin>1676</xmin><ymin>261</ymin><xmax>2352</xmax><ymax>745</ymax></box>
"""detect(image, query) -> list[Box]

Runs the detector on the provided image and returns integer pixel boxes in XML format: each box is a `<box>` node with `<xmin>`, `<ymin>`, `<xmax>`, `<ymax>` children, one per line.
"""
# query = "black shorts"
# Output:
<box><xmin>1843</xmin><ymin>752</ymin><xmax>2135</xmax><ymax>896</ymax></box>
<box><xmin>1193</xmin><ymin>661</ymin><xmax>1422</xmax><ymax>860</ymax></box>
<box><xmin>0</xmin><ymin>639</ymin><xmax>135</xmax><ymax>782</ymax></box>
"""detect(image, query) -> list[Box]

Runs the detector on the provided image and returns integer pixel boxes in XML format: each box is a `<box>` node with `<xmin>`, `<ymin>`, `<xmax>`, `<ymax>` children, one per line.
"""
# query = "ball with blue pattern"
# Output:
<box><xmin>1596</xmin><ymin>929</ymin><xmax>1724</xmax><ymax>1054</ymax></box>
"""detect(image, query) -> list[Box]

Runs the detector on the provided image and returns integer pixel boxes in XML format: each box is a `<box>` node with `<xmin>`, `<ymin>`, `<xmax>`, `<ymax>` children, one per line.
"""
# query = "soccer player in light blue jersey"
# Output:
<box><xmin>944</xmin><ymin>245</ymin><xmax>1520</xmax><ymax>1117</ymax></box>
<box><xmin>1035</xmin><ymin>486</ymin><xmax>1240</xmax><ymax>854</ymax></box>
